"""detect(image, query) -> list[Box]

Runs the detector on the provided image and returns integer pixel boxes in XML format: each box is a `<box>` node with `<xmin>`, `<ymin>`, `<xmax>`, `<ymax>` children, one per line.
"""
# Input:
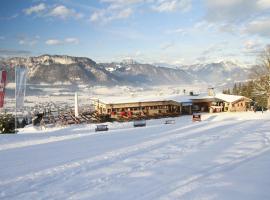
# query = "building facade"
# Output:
<box><xmin>92</xmin><ymin>99</ymin><xmax>182</xmax><ymax>119</ymax></box>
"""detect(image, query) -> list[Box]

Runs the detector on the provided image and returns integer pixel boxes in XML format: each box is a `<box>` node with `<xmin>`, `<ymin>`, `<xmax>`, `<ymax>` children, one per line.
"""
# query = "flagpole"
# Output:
<box><xmin>15</xmin><ymin>66</ymin><xmax>17</xmax><ymax>132</ymax></box>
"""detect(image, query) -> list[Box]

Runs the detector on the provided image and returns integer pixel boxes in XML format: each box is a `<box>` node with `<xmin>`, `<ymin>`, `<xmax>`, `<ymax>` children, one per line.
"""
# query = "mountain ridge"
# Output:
<box><xmin>0</xmin><ymin>54</ymin><xmax>251</xmax><ymax>86</ymax></box>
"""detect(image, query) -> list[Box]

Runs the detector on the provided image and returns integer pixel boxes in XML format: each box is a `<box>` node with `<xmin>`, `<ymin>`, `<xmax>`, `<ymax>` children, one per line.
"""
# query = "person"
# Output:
<box><xmin>262</xmin><ymin>107</ymin><xmax>264</xmax><ymax>114</ymax></box>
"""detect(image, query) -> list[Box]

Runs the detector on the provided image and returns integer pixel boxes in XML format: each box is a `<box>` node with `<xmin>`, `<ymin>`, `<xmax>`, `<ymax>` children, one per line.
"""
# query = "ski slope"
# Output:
<box><xmin>0</xmin><ymin>112</ymin><xmax>270</xmax><ymax>200</ymax></box>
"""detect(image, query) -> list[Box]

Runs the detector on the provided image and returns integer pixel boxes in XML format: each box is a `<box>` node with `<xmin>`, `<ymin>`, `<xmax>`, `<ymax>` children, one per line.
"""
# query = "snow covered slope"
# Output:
<box><xmin>0</xmin><ymin>112</ymin><xmax>270</xmax><ymax>199</ymax></box>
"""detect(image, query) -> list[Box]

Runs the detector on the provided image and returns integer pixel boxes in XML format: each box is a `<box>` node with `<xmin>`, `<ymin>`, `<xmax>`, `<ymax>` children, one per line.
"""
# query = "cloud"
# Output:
<box><xmin>161</xmin><ymin>41</ymin><xmax>175</xmax><ymax>50</ymax></box>
<box><xmin>201</xmin><ymin>42</ymin><xmax>228</xmax><ymax>56</ymax></box>
<box><xmin>90</xmin><ymin>7</ymin><xmax>133</xmax><ymax>23</ymax></box>
<box><xmin>65</xmin><ymin>38</ymin><xmax>80</xmax><ymax>44</ymax></box>
<box><xmin>45</xmin><ymin>39</ymin><xmax>62</xmax><ymax>45</ymax></box>
<box><xmin>242</xmin><ymin>40</ymin><xmax>263</xmax><ymax>55</ymax></box>
<box><xmin>24</xmin><ymin>3</ymin><xmax>46</xmax><ymax>15</ymax></box>
<box><xmin>257</xmin><ymin>0</ymin><xmax>270</xmax><ymax>9</ymax></box>
<box><xmin>244</xmin><ymin>18</ymin><xmax>270</xmax><ymax>38</ymax></box>
<box><xmin>166</xmin><ymin>28</ymin><xmax>187</xmax><ymax>35</ymax></box>
<box><xmin>0</xmin><ymin>14</ymin><xmax>18</xmax><ymax>20</ymax></box>
<box><xmin>23</xmin><ymin>4</ymin><xmax>83</xmax><ymax>20</ymax></box>
<box><xmin>153</xmin><ymin>0</ymin><xmax>192</xmax><ymax>13</ymax></box>
<box><xmin>45</xmin><ymin>38</ymin><xmax>80</xmax><ymax>45</ymax></box>
<box><xmin>205</xmin><ymin>0</ymin><xmax>255</xmax><ymax>23</ymax></box>
<box><xmin>117</xmin><ymin>7</ymin><xmax>133</xmax><ymax>18</ymax></box>
<box><xmin>244</xmin><ymin>40</ymin><xmax>262</xmax><ymax>50</ymax></box>
<box><xmin>205</xmin><ymin>0</ymin><xmax>270</xmax><ymax>23</ymax></box>
<box><xmin>48</xmin><ymin>5</ymin><xmax>83</xmax><ymax>19</ymax></box>
<box><xmin>18</xmin><ymin>36</ymin><xmax>39</xmax><ymax>46</ymax></box>
<box><xmin>101</xmin><ymin>0</ymin><xmax>145</xmax><ymax>6</ymax></box>
<box><xmin>91</xmin><ymin>0</ymin><xmax>192</xmax><ymax>24</ymax></box>
<box><xmin>0</xmin><ymin>48</ymin><xmax>31</xmax><ymax>57</ymax></box>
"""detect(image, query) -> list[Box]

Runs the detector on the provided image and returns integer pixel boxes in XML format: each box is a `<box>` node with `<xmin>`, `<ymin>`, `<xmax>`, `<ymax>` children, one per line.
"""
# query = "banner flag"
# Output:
<box><xmin>0</xmin><ymin>70</ymin><xmax>7</xmax><ymax>108</ymax></box>
<box><xmin>15</xmin><ymin>67</ymin><xmax>27</xmax><ymax>109</ymax></box>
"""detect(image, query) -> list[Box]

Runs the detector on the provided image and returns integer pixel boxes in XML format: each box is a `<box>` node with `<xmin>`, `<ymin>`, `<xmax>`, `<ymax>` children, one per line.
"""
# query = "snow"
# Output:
<box><xmin>190</xmin><ymin>93</ymin><xmax>250</xmax><ymax>103</ymax></box>
<box><xmin>0</xmin><ymin>112</ymin><xmax>270</xmax><ymax>199</ymax></box>
<box><xmin>97</xmin><ymin>94</ymin><xmax>193</xmax><ymax>104</ymax></box>
<box><xmin>96</xmin><ymin>93</ymin><xmax>248</xmax><ymax>105</ymax></box>
<box><xmin>215</xmin><ymin>93</ymin><xmax>250</xmax><ymax>103</ymax></box>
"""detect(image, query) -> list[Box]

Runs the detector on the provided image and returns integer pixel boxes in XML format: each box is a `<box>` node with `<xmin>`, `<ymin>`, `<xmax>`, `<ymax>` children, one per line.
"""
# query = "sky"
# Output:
<box><xmin>0</xmin><ymin>0</ymin><xmax>270</xmax><ymax>65</ymax></box>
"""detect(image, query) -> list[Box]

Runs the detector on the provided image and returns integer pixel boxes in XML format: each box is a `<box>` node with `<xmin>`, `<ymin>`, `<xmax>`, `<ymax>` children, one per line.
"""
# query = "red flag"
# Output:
<box><xmin>0</xmin><ymin>70</ymin><xmax>7</xmax><ymax>108</ymax></box>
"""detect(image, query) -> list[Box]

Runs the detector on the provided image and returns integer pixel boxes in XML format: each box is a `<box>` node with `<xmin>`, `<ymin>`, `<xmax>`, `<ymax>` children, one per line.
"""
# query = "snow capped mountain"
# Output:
<box><xmin>120</xmin><ymin>58</ymin><xmax>137</xmax><ymax>65</ymax></box>
<box><xmin>0</xmin><ymin>55</ymin><xmax>252</xmax><ymax>86</ymax></box>
<box><xmin>0</xmin><ymin>55</ymin><xmax>194</xmax><ymax>85</ymax></box>
<box><xmin>179</xmin><ymin>61</ymin><xmax>251</xmax><ymax>86</ymax></box>
<box><xmin>102</xmin><ymin>61</ymin><xmax>194</xmax><ymax>85</ymax></box>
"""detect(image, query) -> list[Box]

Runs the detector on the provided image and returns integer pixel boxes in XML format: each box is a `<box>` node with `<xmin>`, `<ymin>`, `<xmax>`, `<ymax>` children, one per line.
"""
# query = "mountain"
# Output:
<box><xmin>0</xmin><ymin>55</ymin><xmax>194</xmax><ymax>85</ymax></box>
<box><xmin>179</xmin><ymin>61</ymin><xmax>251</xmax><ymax>86</ymax></box>
<box><xmin>0</xmin><ymin>55</ymin><xmax>252</xmax><ymax>86</ymax></box>
<box><xmin>102</xmin><ymin>61</ymin><xmax>194</xmax><ymax>85</ymax></box>
<box><xmin>0</xmin><ymin>55</ymin><xmax>129</xmax><ymax>85</ymax></box>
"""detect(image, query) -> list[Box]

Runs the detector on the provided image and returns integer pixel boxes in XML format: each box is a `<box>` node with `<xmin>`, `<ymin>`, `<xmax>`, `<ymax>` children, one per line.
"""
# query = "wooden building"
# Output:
<box><xmin>190</xmin><ymin>93</ymin><xmax>251</xmax><ymax>113</ymax></box>
<box><xmin>91</xmin><ymin>90</ymin><xmax>251</xmax><ymax>120</ymax></box>
<box><xmin>92</xmin><ymin>95</ymin><xmax>193</xmax><ymax>119</ymax></box>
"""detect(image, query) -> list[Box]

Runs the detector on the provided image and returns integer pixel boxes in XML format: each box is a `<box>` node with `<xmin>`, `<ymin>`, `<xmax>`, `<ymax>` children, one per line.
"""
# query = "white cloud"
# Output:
<box><xmin>244</xmin><ymin>18</ymin><xmax>270</xmax><ymax>38</ymax></box>
<box><xmin>242</xmin><ymin>40</ymin><xmax>264</xmax><ymax>55</ymax></box>
<box><xmin>65</xmin><ymin>38</ymin><xmax>79</xmax><ymax>44</ymax></box>
<box><xmin>46</xmin><ymin>39</ymin><xmax>62</xmax><ymax>45</ymax></box>
<box><xmin>46</xmin><ymin>38</ymin><xmax>80</xmax><ymax>45</ymax></box>
<box><xmin>257</xmin><ymin>0</ymin><xmax>270</xmax><ymax>9</ymax></box>
<box><xmin>153</xmin><ymin>0</ymin><xmax>191</xmax><ymax>13</ymax></box>
<box><xmin>244</xmin><ymin>40</ymin><xmax>262</xmax><ymax>50</ymax></box>
<box><xmin>117</xmin><ymin>7</ymin><xmax>133</xmax><ymax>18</ymax></box>
<box><xmin>18</xmin><ymin>36</ymin><xmax>39</xmax><ymax>46</ymax></box>
<box><xmin>91</xmin><ymin>0</ymin><xmax>192</xmax><ymax>24</ymax></box>
<box><xmin>161</xmin><ymin>41</ymin><xmax>175</xmax><ymax>50</ymax></box>
<box><xmin>23</xmin><ymin>4</ymin><xmax>83</xmax><ymax>20</ymax></box>
<box><xmin>166</xmin><ymin>28</ymin><xmax>187</xmax><ymax>35</ymax></box>
<box><xmin>48</xmin><ymin>5</ymin><xmax>83</xmax><ymax>19</ymax></box>
<box><xmin>205</xmin><ymin>0</ymin><xmax>270</xmax><ymax>23</ymax></box>
<box><xmin>24</xmin><ymin>3</ymin><xmax>46</xmax><ymax>15</ymax></box>
<box><xmin>101</xmin><ymin>0</ymin><xmax>145</xmax><ymax>6</ymax></box>
<box><xmin>90</xmin><ymin>7</ymin><xmax>133</xmax><ymax>23</ymax></box>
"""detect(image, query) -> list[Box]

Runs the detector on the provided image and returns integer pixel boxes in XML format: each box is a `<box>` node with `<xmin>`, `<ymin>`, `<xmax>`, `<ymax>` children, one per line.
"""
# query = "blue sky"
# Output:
<box><xmin>0</xmin><ymin>0</ymin><xmax>270</xmax><ymax>65</ymax></box>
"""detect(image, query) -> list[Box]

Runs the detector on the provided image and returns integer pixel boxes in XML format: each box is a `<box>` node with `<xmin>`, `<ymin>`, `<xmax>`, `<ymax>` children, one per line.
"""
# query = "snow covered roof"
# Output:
<box><xmin>190</xmin><ymin>93</ymin><xmax>251</xmax><ymax>103</ymax></box>
<box><xmin>93</xmin><ymin>94</ymin><xmax>192</xmax><ymax>105</ymax></box>
<box><xmin>93</xmin><ymin>93</ymin><xmax>250</xmax><ymax>105</ymax></box>
<box><xmin>215</xmin><ymin>93</ymin><xmax>251</xmax><ymax>103</ymax></box>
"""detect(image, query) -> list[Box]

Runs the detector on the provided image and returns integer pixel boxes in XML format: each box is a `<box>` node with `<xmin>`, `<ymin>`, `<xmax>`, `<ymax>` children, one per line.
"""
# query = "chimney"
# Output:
<box><xmin>208</xmin><ymin>88</ymin><xmax>215</xmax><ymax>96</ymax></box>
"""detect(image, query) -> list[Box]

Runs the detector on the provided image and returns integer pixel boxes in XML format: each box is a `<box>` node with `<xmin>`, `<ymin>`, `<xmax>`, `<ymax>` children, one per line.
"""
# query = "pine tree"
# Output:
<box><xmin>232</xmin><ymin>83</ymin><xmax>237</xmax><ymax>95</ymax></box>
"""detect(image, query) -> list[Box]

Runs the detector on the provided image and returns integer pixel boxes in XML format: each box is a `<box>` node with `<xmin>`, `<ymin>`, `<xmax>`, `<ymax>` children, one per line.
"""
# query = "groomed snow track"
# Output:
<box><xmin>0</xmin><ymin>112</ymin><xmax>270</xmax><ymax>200</ymax></box>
